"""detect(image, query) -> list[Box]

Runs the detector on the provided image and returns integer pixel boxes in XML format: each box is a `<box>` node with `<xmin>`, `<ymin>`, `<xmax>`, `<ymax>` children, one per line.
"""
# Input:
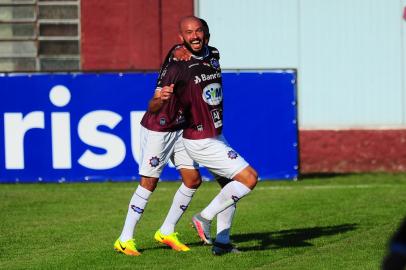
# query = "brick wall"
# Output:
<box><xmin>299</xmin><ymin>130</ymin><xmax>406</xmax><ymax>173</ymax></box>
<box><xmin>81</xmin><ymin>0</ymin><xmax>193</xmax><ymax>71</ymax></box>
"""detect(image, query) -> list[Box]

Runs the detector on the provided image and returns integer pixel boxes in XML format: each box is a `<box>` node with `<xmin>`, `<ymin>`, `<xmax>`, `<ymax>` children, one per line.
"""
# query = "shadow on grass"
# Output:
<box><xmin>140</xmin><ymin>223</ymin><xmax>357</xmax><ymax>252</ymax></box>
<box><xmin>140</xmin><ymin>239</ymin><xmax>211</xmax><ymax>252</ymax></box>
<box><xmin>232</xmin><ymin>223</ymin><xmax>358</xmax><ymax>251</ymax></box>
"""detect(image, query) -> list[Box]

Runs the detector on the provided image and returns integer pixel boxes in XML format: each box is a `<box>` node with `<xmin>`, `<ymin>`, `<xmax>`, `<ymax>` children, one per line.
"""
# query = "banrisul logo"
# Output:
<box><xmin>202</xmin><ymin>83</ymin><xmax>222</xmax><ymax>105</ymax></box>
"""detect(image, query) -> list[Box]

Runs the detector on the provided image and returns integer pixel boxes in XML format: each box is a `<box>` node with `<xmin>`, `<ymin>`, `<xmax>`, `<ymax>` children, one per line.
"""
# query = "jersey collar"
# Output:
<box><xmin>191</xmin><ymin>46</ymin><xmax>209</xmax><ymax>60</ymax></box>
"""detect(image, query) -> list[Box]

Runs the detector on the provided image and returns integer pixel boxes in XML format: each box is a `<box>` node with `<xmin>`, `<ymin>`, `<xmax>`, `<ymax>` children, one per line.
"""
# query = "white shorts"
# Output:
<box><xmin>138</xmin><ymin>126</ymin><xmax>198</xmax><ymax>178</ymax></box>
<box><xmin>183</xmin><ymin>134</ymin><xmax>249</xmax><ymax>179</ymax></box>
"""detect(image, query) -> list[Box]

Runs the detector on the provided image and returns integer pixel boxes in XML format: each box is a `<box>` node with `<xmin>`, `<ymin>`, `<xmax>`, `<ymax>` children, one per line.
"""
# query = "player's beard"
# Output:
<box><xmin>183</xmin><ymin>39</ymin><xmax>204</xmax><ymax>56</ymax></box>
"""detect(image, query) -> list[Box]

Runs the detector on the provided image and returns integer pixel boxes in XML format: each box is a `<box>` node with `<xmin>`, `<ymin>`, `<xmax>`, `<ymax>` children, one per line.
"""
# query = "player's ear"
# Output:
<box><xmin>178</xmin><ymin>34</ymin><xmax>184</xmax><ymax>43</ymax></box>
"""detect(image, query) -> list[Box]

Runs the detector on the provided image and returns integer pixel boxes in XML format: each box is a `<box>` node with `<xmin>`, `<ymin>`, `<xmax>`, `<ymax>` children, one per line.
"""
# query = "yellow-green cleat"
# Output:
<box><xmin>154</xmin><ymin>230</ymin><xmax>190</xmax><ymax>251</ymax></box>
<box><xmin>114</xmin><ymin>238</ymin><xmax>141</xmax><ymax>256</ymax></box>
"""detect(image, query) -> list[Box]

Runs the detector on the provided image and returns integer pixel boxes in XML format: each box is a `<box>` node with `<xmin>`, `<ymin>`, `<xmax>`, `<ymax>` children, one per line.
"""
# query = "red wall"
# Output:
<box><xmin>299</xmin><ymin>130</ymin><xmax>406</xmax><ymax>174</ymax></box>
<box><xmin>161</xmin><ymin>1</ymin><xmax>194</xmax><ymax>62</ymax></box>
<box><xmin>81</xmin><ymin>0</ymin><xmax>193</xmax><ymax>71</ymax></box>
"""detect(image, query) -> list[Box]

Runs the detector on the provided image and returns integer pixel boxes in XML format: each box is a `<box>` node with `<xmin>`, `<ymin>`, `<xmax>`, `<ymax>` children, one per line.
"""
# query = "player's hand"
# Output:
<box><xmin>173</xmin><ymin>46</ymin><xmax>192</xmax><ymax>61</ymax></box>
<box><xmin>160</xmin><ymin>84</ymin><xmax>174</xmax><ymax>101</ymax></box>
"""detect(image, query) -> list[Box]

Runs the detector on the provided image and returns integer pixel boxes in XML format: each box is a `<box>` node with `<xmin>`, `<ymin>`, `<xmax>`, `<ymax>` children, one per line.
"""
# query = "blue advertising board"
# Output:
<box><xmin>0</xmin><ymin>71</ymin><xmax>298</xmax><ymax>183</ymax></box>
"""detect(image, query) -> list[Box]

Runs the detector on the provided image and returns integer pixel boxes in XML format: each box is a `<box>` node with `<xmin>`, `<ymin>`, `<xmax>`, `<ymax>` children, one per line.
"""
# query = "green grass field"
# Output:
<box><xmin>1</xmin><ymin>173</ymin><xmax>405</xmax><ymax>269</ymax></box>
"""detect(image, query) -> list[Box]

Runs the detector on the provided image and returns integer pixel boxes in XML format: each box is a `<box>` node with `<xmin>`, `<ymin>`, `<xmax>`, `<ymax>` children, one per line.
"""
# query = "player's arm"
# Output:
<box><xmin>149</xmin><ymin>57</ymin><xmax>184</xmax><ymax>113</ymax></box>
<box><xmin>148</xmin><ymin>84</ymin><xmax>174</xmax><ymax>113</ymax></box>
<box><xmin>161</xmin><ymin>44</ymin><xmax>191</xmax><ymax>66</ymax></box>
<box><xmin>153</xmin><ymin>44</ymin><xmax>189</xmax><ymax>110</ymax></box>
<box><xmin>149</xmin><ymin>59</ymin><xmax>174</xmax><ymax>113</ymax></box>
<box><xmin>172</xmin><ymin>45</ymin><xmax>192</xmax><ymax>61</ymax></box>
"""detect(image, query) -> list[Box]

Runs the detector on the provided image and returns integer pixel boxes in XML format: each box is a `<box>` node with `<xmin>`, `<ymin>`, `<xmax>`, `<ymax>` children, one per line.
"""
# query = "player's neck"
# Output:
<box><xmin>184</xmin><ymin>44</ymin><xmax>209</xmax><ymax>59</ymax></box>
<box><xmin>192</xmin><ymin>46</ymin><xmax>209</xmax><ymax>59</ymax></box>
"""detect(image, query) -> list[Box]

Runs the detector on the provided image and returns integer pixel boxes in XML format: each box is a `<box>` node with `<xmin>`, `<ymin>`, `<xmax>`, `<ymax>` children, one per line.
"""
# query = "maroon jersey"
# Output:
<box><xmin>140</xmin><ymin>50</ymin><xmax>186</xmax><ymax>132</ymax></box>
<box><xmin>140</xmin><ymin>96</ymin><xmax>185</xmax><ymax>132</ymax></box>
<box><xmin>160</xmin><ymin>46</ymin><xmax>223</xmax><ymax>139</ymax></box>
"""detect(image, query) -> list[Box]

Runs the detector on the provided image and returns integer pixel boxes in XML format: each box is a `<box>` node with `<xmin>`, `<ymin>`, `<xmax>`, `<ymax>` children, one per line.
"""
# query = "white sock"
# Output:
<box><xmin>201</xmin><ymin>181</ymin><xmax>250</xmax><ymax>221</ymax></box>
<box><xmin>216</xmin><ymin>204</ymin><xmax>236</xmax><ymax>244</ymax></box>
<box><xmin>160</xmin><ymin>183</ymin><xmax>196</xmax><ymax>235</ymax></box>
<box><xmin>119</xmin><ymin>185</ymin><xmax>152</xmax><ymax>242</ymax></box>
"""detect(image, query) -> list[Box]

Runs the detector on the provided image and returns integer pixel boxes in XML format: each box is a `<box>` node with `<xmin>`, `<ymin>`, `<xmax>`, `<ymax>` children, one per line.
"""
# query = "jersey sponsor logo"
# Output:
<box><xmin>211</xmin><ymin>109</ymin><xmax>223</xmax><ymax>128</ymax></box>
<box><xmin>194</xmin><ymin>72</ymin><xmax>221</xmax><ymax>84</ymax></box>
<box><xmin>149</xmin><ymin>156</ymin><xmax>160</xmax><ymax>167</ymax></box>
<box><xmin>203</xmin><ymin>83</ymin><xmax>223</xmax><ymax>105</ymax></box>
<box><xmin>194</xmin><ymin>76</ymin><xmax>202</xmax><ymax>84</ymax></box>
<box><xmin>131</xmin><ymin>205</ymin><xmax>144</xmax><ymax>214</ymax></box>
<box><xmin>228</xmin><ymin>150</ymin><xmax>238</xmax><ymax>160</ymax></box>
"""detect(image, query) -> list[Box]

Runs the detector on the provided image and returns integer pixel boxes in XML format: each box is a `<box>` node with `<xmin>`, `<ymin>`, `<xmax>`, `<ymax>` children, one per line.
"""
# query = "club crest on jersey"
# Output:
<box><xmin>149</xmin><ymin>156</ymin><xmax>160</xmax><ymax>167</ymax></box>
<box><xmin>159</xmin><ymin>118</ymin><xmax>166</xmax><ymax>126</ymax></box>
<box><xmin>202</xmin><ymin>83</ymin><xmax>223</xmax><ymax>105</ymax></box>
<box><xmin>228</xmin><ymin>150</ymin><xmax>238</xmax><ymax>159</ymax></box>
<box><xmin>210</xmin><ymin>58</ymin><xmax>220</xmax><ymax>70</ymax></box>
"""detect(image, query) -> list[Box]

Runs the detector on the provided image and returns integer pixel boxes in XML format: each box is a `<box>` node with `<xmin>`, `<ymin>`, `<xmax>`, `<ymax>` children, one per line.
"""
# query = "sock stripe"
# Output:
<box><xmin>134</xmin><ymin>191</ymin><xmax>149</xmax><ymax>201</ymax></box>
<box><xmin>178</xmin><ymin>189</ymin><xmax>194</xmax><ymax>198</ymax></box>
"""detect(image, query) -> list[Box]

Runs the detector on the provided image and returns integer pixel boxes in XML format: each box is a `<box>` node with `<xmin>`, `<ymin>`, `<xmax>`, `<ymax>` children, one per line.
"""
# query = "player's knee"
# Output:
<box><xmin>180</xmin><ymin>169</ymin><xmax>202</xmax><ymax>189</ymax></box>
<box><xmin>246</xmin><ymin>167</ymin><xmax>258</xmax><ymax>189</ymax></box>
<box><xmin>183</xmin><ymin>174</ymin><xmax>202</xmax><ymax>189</ymax></box>
<box><xmin>235</xmin><ymin>166</ymin><xmax>258</xmax><ymax>190</ymax></box>
<box><xmin>140</xmin><ymin>176</ymin><xmax>159</xmax><ymax>191</ymax></box>
<box><xmin>185</xmin><ymin>178</ymin><xmax>201</xmax><ymax>189</ymax></box>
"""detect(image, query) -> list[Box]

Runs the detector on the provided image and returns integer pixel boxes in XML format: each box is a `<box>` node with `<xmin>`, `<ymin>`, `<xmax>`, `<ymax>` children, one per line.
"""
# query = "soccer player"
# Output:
<box><xmin>113</xmin><ymin>45</ymin><xmax>203</xmax><ymax>256</ymax></box>
<box><xmin>159</xmin><ymin>16</ymin><xmax>258</xmax><ymax>255</ymax></box>
<box><xmin>158</xmin><ymin>18</ymin><xmax>238</xmax><ymax>255</ymax></box>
